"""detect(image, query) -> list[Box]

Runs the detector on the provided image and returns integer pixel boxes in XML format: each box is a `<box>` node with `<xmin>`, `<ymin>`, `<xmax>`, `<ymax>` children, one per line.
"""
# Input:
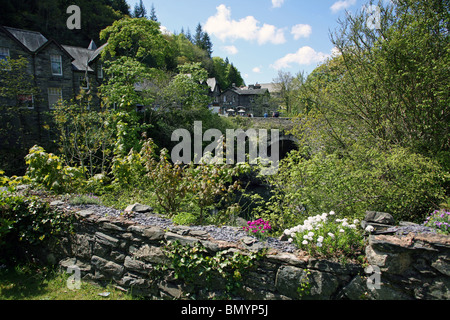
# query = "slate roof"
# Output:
<box><xmin>3</xmin><ymin>26</ymin><xmax>48</xmax><ymax>52</ymax></box>
<box><xmin>227</xmin><ymin>87</ymin><xmax>268</xmax><ymax>96</ymax></box>
<box><xmin>259</xmin><ymin>83</ymin><xmax>280</xmax><ymax>93</ymax></box>
<box><xmin>2</xmin><ymin>26</ymin><xmax>105</xmax><ymax>73</ymax></box>
<box><xmin>61</xmin><ymin>45</ymin><xmax>96</xmax><ymax>72</ymax></box>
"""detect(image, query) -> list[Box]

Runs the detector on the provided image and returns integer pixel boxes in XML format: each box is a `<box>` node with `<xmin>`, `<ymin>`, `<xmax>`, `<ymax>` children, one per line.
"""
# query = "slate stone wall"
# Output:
<box><xmin>43</xmin><ymin>210</ymin><xmax>450</xmax><ymax>300</ymax></box>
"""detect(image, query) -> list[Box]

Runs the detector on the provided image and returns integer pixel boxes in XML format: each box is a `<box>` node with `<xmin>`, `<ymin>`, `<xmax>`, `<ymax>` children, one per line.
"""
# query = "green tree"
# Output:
<box><xmin>329</xmin><ymin>0</ymin><xmax>449</xmax><ymax>165</ymax></box>
<box><xmin>0</xmin><ymin>0</ymin><xmax>125</xmax><ymax>47</ymax></box>
<box><xmin>226</xmin><ymin>63</ymin><xmax>244</xmax><ymax>88</ymax></box>
<box><xmin>149</xmin><ymin>3</ymin><xmax>158</xmax><ymax>21</ymax></box>
<box><xmin>133</xmin><ymin>0</ymin><xmax>147</xmax><ymax>18</ymax></box>
<box><xmin>0</xmin><ymin>57</ymin><xmax>42</xmax><ymax>175</ymax></box>
<box><xmin>99</xmin><ymin>18</ymin><xmax>169</xmax><ymax>109</ymax></box>
<box><xmin>107</xmin><ymin>0</ymin><xmax>131</xmax><ymax>16</ymax></box>
<box><xmin>273</xmin><ymin>70</ymin><xmax>304</xmax><ymax>115</ymax></box>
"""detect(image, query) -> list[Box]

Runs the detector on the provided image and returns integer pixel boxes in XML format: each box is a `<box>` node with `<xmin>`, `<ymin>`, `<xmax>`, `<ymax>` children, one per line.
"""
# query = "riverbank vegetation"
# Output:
<box><xmin>0</xmin><ymin>0</ymin><xmax>449</xmax><ymax>270</ymax></box>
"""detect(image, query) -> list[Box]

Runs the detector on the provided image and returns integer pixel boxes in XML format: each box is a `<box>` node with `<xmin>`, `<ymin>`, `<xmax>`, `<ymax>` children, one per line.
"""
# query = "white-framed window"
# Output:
<box><xmin>17</xmin><ymin>94</ymin><xmax>34</xmax><ymax>109</ymax></box>
<box><xmin>97</xmin><ymin>64</ymin><xmax>103</xmax><ymax>79</ymax></box>
<box><xmin>79</xmin><ymin>75</ymin><xmax>89</xmax><ymax>89</ymax></box>
<box><xmin>48</xmin><ymin>87</ymin><xmax>62</xmax><ymax>109</ymax></box>
<box><xmin>0</xmin><ymin>47</ymin><xmax>10</xmax><ymax>62</ymax></box>
<box><xmin>50</xmin><ymin>54</ymin><xmax>62</xmax><ymax>75</ymax></box>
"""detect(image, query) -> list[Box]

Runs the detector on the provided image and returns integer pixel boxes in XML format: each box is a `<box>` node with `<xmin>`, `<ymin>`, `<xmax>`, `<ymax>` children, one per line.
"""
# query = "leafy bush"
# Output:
<box><xmin>25</xmin><ymin>146</ymin><xmax>85</xmax><ymax>193</ymax></box>
<box><xmin>110</xmin><ymin>137</ymin><xmax>248</xmax><ymax>224</ymax></box>
<box><xmin>257</xmin><ymin>142</ymin><xmax>448</xmax><ymax>230</ymax></box>
<box><xmin>0</xmin><ymin>192</ymin><xmax>73</xmax><ymax>264</ymax></box>
<box><xmin>69</xmin><ymin>194</ymin><xmax>102</xmax><ymax>206</ymax></box>
<box><xmin>0</xmin><ymin>170</ymin><xmax>31</xmax><ymax>189</ymax></box>
<box><xmin>160</xmin><ymin>241</ymin><xmax>263</xmax><ymax>296</ymax></box>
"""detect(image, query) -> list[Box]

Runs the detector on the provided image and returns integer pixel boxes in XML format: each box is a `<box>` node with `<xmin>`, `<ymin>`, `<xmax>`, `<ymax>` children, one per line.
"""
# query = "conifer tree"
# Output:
<box><xmin>133</xmin><ymin>0</ymin><xmax>147</xmax><ymax>18</ymax></box>
<box><xmin>149</xmin><ymin>3</ymin><xmax>158</xmax><ymax>21</ymax></box>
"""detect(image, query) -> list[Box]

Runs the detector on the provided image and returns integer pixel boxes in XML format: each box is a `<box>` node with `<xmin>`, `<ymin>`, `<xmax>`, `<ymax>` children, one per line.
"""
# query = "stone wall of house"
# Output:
<box><xmin>41</xmin><ymin>210</ymin><xmax>450</xmax><ymax>300</ymax></box>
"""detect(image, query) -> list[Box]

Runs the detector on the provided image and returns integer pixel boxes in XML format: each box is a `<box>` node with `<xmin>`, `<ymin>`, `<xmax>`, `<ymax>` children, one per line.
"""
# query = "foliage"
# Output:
<box><xmin>25</xmin><ymin>146</ymin><xmax>85</xmax><ymax>194</ymax></box>
<box><xmin>100</xmin><ymin>57</ymin><xmax>164</xmax><ymax>109</ymax></box>
<box><xmin>110</xmin><ymin>136</ymin><xmax>247</xmax><ymax>224</ymax></box>
<box><xmin>160</xmin><ymin>241</ymin><xmax>264</xmax><ymax>296</ymax></box>
<box><xmin>0</xmin><ymin>170</ymin><xmax>31</xmax><ymax>189</ymax></box>
<box><xmin>255</xmin><ymin>141</ymin><xmax>448</xmax><ymax>232</ymax></box>
<box><xmin>183</xmin><ymin>159</ymin><xmax>246</xmax><ymax>225</ymax></box>
<box><xmin>167</xmin><ymin>33</ymin><xmax>213</xmax><ymax>72</ymax></box>
<box><xmin>324</xmin><ymin>0</ymin><xmax>450</xmax><ymax>166</ymax></box>
<box><xmin>162</xmin><ymin>62</ymin><xmax>211</xmax><ymax>109</ymax></box>
<box><xmin>52</xmin><ymin>95</ymin><xmax>115</xmax><ymax>178</ymax></box>
<box><xmin>0</xmin><ymin>57</ymin><xmax>43</xmax><ymax>175</ymax></box>
<box><xmin>68</xmin><ymin>194</ymin><xmax>102</xmax><ymax>206</ymax></box>
<box><xmin>132</xmin><ymin>0</ymin><xmax>147</xmax><ymax>18</ymax></box>
<box><xmin>0</xmin><ymin>192</ymin><xmax>73</xmax><ymax>264</ymax></box>
<box><xmin>100</xmin><ymin>17</ymin><xmax>168</xmax><ymax>68</ymax></box>
<box><xmin>144</xmin><ymin>147</ymin><xmax>187</xmax><ymax>217</ymax></box>
<box><xmin>211</xmin><ymin>57</ymin><xmax>245</xmax><ymax>90</ymax></box>
<box><xmin>0</xmin><ymin>0</ymin><xmax>126</xmax><ymax>47</ymax></box>
<box><xmin>272</xmin><ymin>70</ymin><xmax>305</xmax><ymax>115</ymax></box>
<box><xmin>283</xmin><ymin>211</ymin><xmax>365</xmax><ymax>262</ymax></box>
<box><xmin>423</xmin><ymin>209</ymin><xmax>450</xmax><ymax>235</ymax></box>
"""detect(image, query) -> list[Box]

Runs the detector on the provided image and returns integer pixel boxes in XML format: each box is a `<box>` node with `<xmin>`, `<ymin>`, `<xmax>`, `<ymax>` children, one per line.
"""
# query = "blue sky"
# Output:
<box><xmin>128</xmin><ymin>0</ymin><xmax>372</xmax><ymax>85</ymax></box>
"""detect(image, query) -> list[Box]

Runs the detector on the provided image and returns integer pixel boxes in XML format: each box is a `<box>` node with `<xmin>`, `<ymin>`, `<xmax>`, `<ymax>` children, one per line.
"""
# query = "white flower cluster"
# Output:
<box><xmin>283</xmin><ymin>211</ymin><xmax>360</xmax><ymax>245</ymax></box>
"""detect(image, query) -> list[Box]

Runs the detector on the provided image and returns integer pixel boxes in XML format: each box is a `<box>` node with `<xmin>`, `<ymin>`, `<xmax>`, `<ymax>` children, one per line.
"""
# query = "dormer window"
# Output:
<box><xmin>50</xmin><ymin>54</ymin><xmax>62</xmax><ymax>75</ymax></box>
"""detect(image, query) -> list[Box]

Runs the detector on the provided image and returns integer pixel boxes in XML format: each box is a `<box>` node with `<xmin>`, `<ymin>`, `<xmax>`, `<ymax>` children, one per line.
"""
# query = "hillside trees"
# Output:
<box><xmin>0</xmin><ymin>0</ymin><xmax>127</xmax><ymax>47</ymax></box>
<box><xmin>211</xmin><ymin>57</ymin><xmax>245</xmax><ymax>90</ymax></box>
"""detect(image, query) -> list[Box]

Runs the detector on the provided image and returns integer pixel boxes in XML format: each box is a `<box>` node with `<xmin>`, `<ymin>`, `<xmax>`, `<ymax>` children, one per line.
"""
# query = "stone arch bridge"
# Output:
<box><xmin>230</xmin><ymin>116</ymin><xmax>298</xmax><ymax>159</ymax></box>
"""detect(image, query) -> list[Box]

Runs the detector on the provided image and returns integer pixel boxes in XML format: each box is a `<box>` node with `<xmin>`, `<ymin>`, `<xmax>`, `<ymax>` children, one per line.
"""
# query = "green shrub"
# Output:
<box><xmin>257</xmin><ymin>142</ymin><xmax>448</xmax><ymax>231</ymax></box>
<box><xmin>25</xmin><ymin>145</ymin><xmax>85</xmax><ymax>194</ymax></box>
<box><xmin>0</xmin><ymin>192</ymin><xmax>73</xmax><ymax>264</ymax></box>
<box><xmin>68</xmin><ymin>194</ymin><xmax>102</xmax><ymax>206</ymax></box>
<box><xmin>172</xmin><ymin>212</ymin><xmax>198</xmax><ymax>226</ymax></box>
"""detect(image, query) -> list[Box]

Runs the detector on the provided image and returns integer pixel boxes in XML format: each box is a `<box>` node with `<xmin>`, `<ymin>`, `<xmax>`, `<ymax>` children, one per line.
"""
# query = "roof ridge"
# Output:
<box><xmin>3</xmin><ymin>26</ymin><xmax>46</xmax><ymax>36</ymax></box>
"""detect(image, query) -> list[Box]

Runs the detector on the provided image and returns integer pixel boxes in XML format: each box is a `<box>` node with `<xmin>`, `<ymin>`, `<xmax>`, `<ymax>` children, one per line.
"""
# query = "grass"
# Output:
<box><xmin>0</xmin><ymin>264</ymin><xmax>137</xmax><ymax>300</ymax></box>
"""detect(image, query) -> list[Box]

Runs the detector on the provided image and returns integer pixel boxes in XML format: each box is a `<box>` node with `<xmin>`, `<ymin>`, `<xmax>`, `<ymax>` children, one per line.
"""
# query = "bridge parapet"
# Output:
<box><xmin>229</xmin><ymin>116</ymin><xmax>295</xmax><ymax>132</ymax></box>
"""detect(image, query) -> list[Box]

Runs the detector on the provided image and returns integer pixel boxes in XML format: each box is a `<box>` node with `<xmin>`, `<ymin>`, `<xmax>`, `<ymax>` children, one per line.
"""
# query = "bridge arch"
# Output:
<box><xmin>269</xmin><ymin>133</ymin><xmax>299</xmax><ymax>160</ymax></box>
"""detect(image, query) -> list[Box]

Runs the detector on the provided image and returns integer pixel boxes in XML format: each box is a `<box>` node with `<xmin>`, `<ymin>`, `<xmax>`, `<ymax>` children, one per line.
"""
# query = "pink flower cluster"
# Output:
<box><xmin>243</xmin><ymin>218</ymin><xmax>272</xmax><ymax>235</ymax></box>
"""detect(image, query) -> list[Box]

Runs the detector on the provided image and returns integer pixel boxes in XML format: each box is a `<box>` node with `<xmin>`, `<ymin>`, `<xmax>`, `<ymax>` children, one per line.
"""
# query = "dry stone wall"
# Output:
<box><xmin>43</xmin><ymin>209</ymin><xmax>450</xmax><ymax>300</ymax></box>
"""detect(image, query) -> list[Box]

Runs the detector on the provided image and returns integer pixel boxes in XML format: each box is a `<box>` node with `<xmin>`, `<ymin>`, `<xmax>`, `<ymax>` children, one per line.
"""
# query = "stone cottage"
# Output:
<box><xmin>219</xmin><ymin>83</ymin><xmax>271</xmax><ymax>117</ymax></box>
<box><xmin>0</xmin><ymin>26</ymin><xmax>106</xmax><ymax>174</ymax></box>
<box><xmin>0</xmin><ymin>26</ymin><xmax>105</xmax><ymax>110</ymax></box>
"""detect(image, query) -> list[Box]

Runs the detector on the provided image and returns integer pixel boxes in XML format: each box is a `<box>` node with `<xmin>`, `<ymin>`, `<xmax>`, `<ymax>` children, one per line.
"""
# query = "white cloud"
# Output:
<box><xmin>159</xmin><ymin>25</ymin><xmax>173</xmax><ymax>35</ymax></box>
<box><xmin>272</xmin><ymin>0</ymin><xmax>284</xmax><ymax>8</ymax></box>
<box><xmin>222</xmin><ymin>45</ymin><xmax>239</xmax><ymax>55</ymax></box>
<box><xmin>252</xmin><ymin>66</ymin><xmax>262</xmax><ymax>73</ymax></box>
<box><xmin>291</xmin><ymin>24</ymin><xmax>312</xmax><ymax>39</ymax></box>
<box><xmin>330</xmin><ymin>0</ymin><xmax>357</xmax><ymax>13</ymax></box>
<box><xmin>204</xmin><ymin>4</ymin><xmax>286</xmax><ymax>45</ymax></box>
<box><xmin>271</xmin><ymin>46</ymin><xmax>330</xmax><ymax>70</ymax></box>
<box><xmin>331</xmin><ymin>46</ymin><xmax>342</xmax><ymax>56</ymax></box>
